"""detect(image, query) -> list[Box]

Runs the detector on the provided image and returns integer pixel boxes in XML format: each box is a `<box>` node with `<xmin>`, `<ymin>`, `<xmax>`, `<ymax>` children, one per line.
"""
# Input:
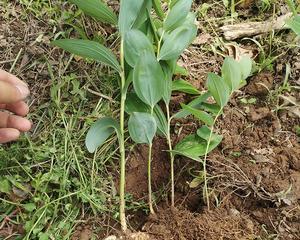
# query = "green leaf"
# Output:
<box><xmin>128</xmin><ymin>112</ymin><xmax>157</xmax><ymax>144</ymax></box>
<box><xmin>207</xmin><ymin>73</ymin><xmax>230</xmax><ymax>108</ymax></box>
<box><xmin>174</xmin><ymin>64</ymin><xmax>189</xmax><ymax>76</ymax></box>
<box><xmin>23</xmin><ymin>203</ymin><xmax>36</xmax><ymax>212</ymax></box>
<box><xmin>38</xmin><ymin>233</ymin><xmax>49</xmax><ymax>240</ymax></box>
<box><xmin>125</xmin><ymin>92</ymin><xmax>151</xmax><ymax>114</ymax></box>
<box><xmin>174</xmin><ymin>133</ymin><xmax>222</xmax><ymax>160</ymax></box>
<box><xmin>200</xmin><ymin>103</ymin><xmax>222</xmax><ymax>115</ymax></box>
<box><xmin>197</xmin><ymin>125</ymin><xmax>222</xmax><ymax>142</ymax></box>
<box><xmin>124</xmin><ymin>29</ymin><xmax>154</xmax><ymax>67</ymax></box>
<box><xmin>133</xmin><ymin>0</ymin><xmax>153</xmax><ymax>30</ymax></box>
<box><xmin>118</xmin><ymin>0</ymin><xmax>145</xmax><ymax>35</ymax></box>
<box><xmin>85</xmin><ymin>117</ymin><xmax>120</xmax><ymax>153</ymax></box>
<box><xmin>69</xmin><ymin>0</ymin><xmax>117</xmax><ymax>24</ymax></box>
<box><xmin>196</xmin><ymin>125</ymin><xmax>211</xmax><ymax>141</ymax></box>
<box><xmin>221</xmin><ymin>57</ymin><xmax>242</xmax><ymax>92</ymax></box>
<box><xmin>158</xmin><ymin>24</ymin><xmax>197</xmax><ymax>61</ymax></box>
<box><xmin>0</xmin><ymin>178</ymin><xmax>11</xmax><ymax>193</ymax></box>
<box><xmin>125</xmin><ymin>94</ymin><xmax>167</xmax><ymax>136</ymax></box>
<box><xmin>173</xmin><ymin>92</ymin><xmax>211</xmax><ymax>119</ymax></box>
<box><xmin>152</xmin><ymin>0</ymin><xmax>165</xmax><ymax>19</ymax></box>
<box><xmin>238</xmin><ymin>56</ymin><xmax>252</xmax><ymax>80</ymax></box>
<box><xmin>164</xmin><ymin>0</ymin><xmax>193</xmax><ymax>32</ymax></box>
<box><xmin>133</xmin><ymin>50</ymin><xmax>165</xmax><ymax>107</ymax></box>
<box><xmin>153</xmin><ymin>104</ymin><xmax>168</xmax><ymax>137</ymax></box>
<box><xmin>286</xmin><ymin>15</ymin><xmax>300</xmax><ymax>35</ymax></box>
<box><xmin>161</xmin><ymin>61</ymin><xmax>173</xmax><ymax>104</ymax></box>
<box><xmin>52</xmin><ymin>39</ymin><xmax>121</xmax><ymax>73</ymax></box>
<box><xmin>181</xmin><ymin>104</ymin><xmax>214</xmax><ymax>126</ymax></box>
<box><xmin>172</xmin><ymin>79</ymin><xmax>200</xmax><ymax>95</ymax></box>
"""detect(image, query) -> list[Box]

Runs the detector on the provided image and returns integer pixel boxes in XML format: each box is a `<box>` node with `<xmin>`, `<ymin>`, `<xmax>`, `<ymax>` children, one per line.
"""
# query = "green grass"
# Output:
<box><xmin>0</xmin><ymin>67</ymin><xmax>119</xmax><ymax>239</ymax></box>
<box><xmin>0</xmin><ymin>1</ymin><xmax>124</xmax><ymax>239</ymax></box>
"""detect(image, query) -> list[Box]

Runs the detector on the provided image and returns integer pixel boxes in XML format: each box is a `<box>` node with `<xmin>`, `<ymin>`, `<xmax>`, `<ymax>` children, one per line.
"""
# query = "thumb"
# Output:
<box><xmin>0</xmin><ymin>81</ymin><xmax>30</xmax><ymax>104</ymax></box>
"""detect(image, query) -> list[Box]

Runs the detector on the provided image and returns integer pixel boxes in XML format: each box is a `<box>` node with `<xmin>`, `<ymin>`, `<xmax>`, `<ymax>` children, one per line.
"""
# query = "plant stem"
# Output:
<box><xmin>119</xmin><ymin>39</ymin><xmax>127</xmax><ymax>231</ymax></box>
<box><xmin>202</xmin><ymin>109</ymin><xmax>222</xmax><ymax>210</ymax></box>
<box><xmin>166</xmin><ymin>104</ymin><xmax>175</xmax><ymax>207</ymax></box>
<box><xmin>148</xmin><ymin>142</ymin><xmax>155</xmax><ymax>214</ymax></box>
<box><xmin>231</xmin><ymin>0</ymin><xmax>235</xmax><ymax>19</ymax></box>
<box><xmin>148</xmin><ymin>107</ymin><xmax>155</xmax><ymax>214</ymax></box>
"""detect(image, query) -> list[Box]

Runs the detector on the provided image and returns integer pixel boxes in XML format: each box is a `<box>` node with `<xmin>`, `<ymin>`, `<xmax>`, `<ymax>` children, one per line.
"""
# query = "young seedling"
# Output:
<box><xmin>172</xmin><ymin>56</ymin><xmax>252</xmax><ymax>208</ymax></box>
<box><xmin>52</xmin><ymin>0</ymin><xmax>197</xmax><ymax>228</ymax></box>
<box><xmin>124</xmin><ymin>0</ymin><xmax>197</xmax><ymax>209</ymax></box>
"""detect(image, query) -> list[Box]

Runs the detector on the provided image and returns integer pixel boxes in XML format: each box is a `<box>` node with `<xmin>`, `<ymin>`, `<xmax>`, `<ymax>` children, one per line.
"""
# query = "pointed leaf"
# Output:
<box><xmin>164</xmin><ymin>0</ymin><xmax>192</xmax><ymax>32</ymax></box>
<box><xmin>133</xmin><ymin>50</ymin><xmax>165</xmax><ymax>107</ymax></box>
<box><xmin>286</xmin><ymin>15</ymin><xmax>300</xmax><ymax>35</ymax></box>
<box><xmin>125</xmin><ymin>92</ymin><xmax>151</xmax><ymax>114</ymax></box>
<box><xmin>124</xmin><ymin>29</ymin><xmax>154</xmax><ymax>67</ymax></box>
<box><xmin>197</xmin><ymin>125</ymin><xmax>222</xmax><ymax>143</ymax></box>
<box><xmin>153</xmin><ymin>104</ymin><xmax>168</xmax><ymax>137</ymax></box>
<box><xmin>173</xmin><ymin>92</ymin><xmax>211</xmax><ymax>119</ymax></box>
<box><xmin>174</xmin><ymin>133</ymin><xmax>222</xmax><ymax>160</ymax></box>
<box><xmin>172</xmin><ymin>79</ymin><xmax>200</xmax><ymax>95</ymax></box>
<box><xmin>161</xmin><ymin>61</ymin><xmax>173</xmax><ymax>104</ymax></box>
<box><xmin>158</xmin><ymin>24</ymin><xmax>197</xmax><ymax>61</ymax></box>
<box><xmin>85</xmin><ymin>117</ymin><xmax>120</xmax><ymax>153</ymax></box>
<box><xmin>69</xmin><ymin>0</ymin><xmax>117</xmax><ymax>24</ymax></box>
<box><xmin>128</xmin><ymin>112</ymin><xmax>157</xmax><ymax>144</ymax></box>
<box><xmin>238</xmin><ymin>56</ymin><xmax>252</xmax><ymax>79</ymax></box>
<box><xmin>181</xmin><ymin>104</ymin><xmax>214</xmax><ymax>126</ymax></box>
<box><xmin>200</xmin><ymin>102</ymin><xmax>222</xmax><ymax>115</ymax></box>
<box><xmin>52</xmin><ymin>39</ymin><xmax>121</xmax><ymax>73</ymax></box>
<box><xmin>207</xmin><ymin>73</ymin><xmax>230</xmax><ymax>108</ymax></box>
<box><xmin>118</xmin><ymin>0</ymin><xmax>145</xmax><ymax>35</ymax></box>
<box><xmin>174</xmin><ymin>64</ymin><xmax>189</xmax><ymax>76</ymax></box>
<box><xmin>152</xmin><ymin>0</ymin><xmax>165</xmax><ymax>19</ymax></box>
<box><xmin>221</xmin><ymin>57</ymin><xmax>242</xmax><ymax>92</ymax></box>
<box><xmin>132</xmin><ymin>0</ymin><xmax>152</xmax><ymax>30</ymax></box>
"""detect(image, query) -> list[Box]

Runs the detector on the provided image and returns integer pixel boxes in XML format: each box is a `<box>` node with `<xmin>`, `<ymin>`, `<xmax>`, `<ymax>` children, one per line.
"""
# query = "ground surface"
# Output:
<box><xmin>0</xmin><ymin>1</ymin><xmax>299</xmax><ymax>240</ymax></box>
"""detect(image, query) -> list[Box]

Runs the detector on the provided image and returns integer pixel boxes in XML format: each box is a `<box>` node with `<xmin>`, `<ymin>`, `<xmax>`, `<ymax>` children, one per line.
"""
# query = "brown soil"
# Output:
<box><xmin>122</xmin><ymin>72</ymin><xmax>300</xmax><ymax>240</ymax></box>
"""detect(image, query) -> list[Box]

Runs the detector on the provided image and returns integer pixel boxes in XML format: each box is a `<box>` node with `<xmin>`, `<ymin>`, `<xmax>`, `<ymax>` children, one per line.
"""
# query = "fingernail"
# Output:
<box><xmin>16</xmin><ymin>84</ymin><xmax>30</xmax><ymax>98</ymax></box>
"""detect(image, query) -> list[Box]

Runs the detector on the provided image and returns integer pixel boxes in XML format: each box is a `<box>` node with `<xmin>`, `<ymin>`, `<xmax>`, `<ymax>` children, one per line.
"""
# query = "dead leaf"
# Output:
<box><xmin>224</xmin><ymin>43</ymin><xmax>258</xmax><ymax>61</ymax></box>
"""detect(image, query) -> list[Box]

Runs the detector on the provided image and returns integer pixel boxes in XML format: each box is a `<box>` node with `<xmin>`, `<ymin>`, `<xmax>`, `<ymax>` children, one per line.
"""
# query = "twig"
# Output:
<box><xmin>220</xmin><ymin>13</ymin><xmax>294</xmax><ymax>40</ymax></box>
<box><xmin>86</xmin><ymin>87</ymin><xmax>115</xmax><ymax>103</ymax></box>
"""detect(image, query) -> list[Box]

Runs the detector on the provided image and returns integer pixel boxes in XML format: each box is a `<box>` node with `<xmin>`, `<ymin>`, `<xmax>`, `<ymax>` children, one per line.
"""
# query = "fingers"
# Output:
<box><xmin>0</xmin><ymin>70</ymin><xmax>31</xmax><ymax>143</ymax></box>
<box><xmin>0</xmin><ymin>69</ymin><xmax>30</xmax><ymax>104</ymax></box>
<box><xmin>0</xmin><ymin>112</ymin><xmax>32</xmax><ymax>132</ymax></box>
<box><xmin>0</xmin><ymin>101</ymin><xmax>30</xmax><ymax>116</ymax></box>
<box><xmin>0</xmin><ymin>80</ymin><xmax>30</xmax><ymax>104</ymax></box>
<box><xmin>0</xmin><ymin>69</ymin><xmax>27</xmax><ymax>86</ymax></box>
<box><xmin>0</xmin><ymin>128</ymin><xmax>20</xmax><ymax>144</ymax></box>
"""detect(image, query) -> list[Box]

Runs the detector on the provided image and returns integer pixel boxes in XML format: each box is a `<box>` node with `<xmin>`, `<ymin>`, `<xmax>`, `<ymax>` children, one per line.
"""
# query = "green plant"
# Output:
<box><xmin>52</xmin><ymin>0</ymin><xmax>197</xmax><ymax>230</ymax></box>
<box><xmin>285</xmin><ymin>0</ymin><xmax>300</xmax><ymax>35</ymax></box>
<box><xmin>172</xmin><ymin>56</ymin><xmax>252</xmax><ymax>207</ymax></box>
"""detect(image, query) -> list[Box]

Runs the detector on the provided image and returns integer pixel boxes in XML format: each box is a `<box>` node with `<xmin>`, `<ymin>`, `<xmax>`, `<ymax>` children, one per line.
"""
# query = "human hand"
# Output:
<box><xmin>0</xmin><ymin>69</ymin><xmax>32</xmax><ymax>143</ymax></box>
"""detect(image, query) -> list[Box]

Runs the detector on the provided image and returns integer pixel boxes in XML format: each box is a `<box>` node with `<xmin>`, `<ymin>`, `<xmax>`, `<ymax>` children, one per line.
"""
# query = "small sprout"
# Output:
<box><xmin>231</xmin><ymin>151</ymin><xmax>242</xmax><ymax>158</ymax></box>
<box><xmin>240</xmin><ymin>97</ymin><xmax>257</xmax><ymax>104</ymax></box>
